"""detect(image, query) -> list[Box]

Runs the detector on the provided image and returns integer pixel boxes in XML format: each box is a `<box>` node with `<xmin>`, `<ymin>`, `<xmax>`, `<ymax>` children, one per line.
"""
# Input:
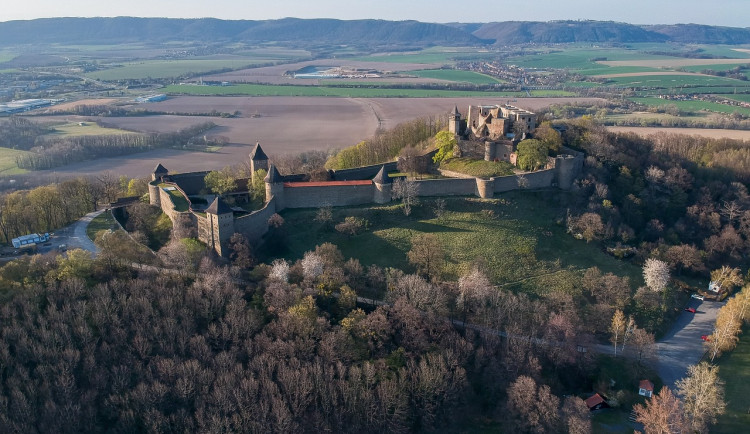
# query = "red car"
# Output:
<box><xmin>701</xmin><ymin>335</ymin><xmax>710</xmax><ymax>341</ymax></box>
<box><xmin>685</xmin><ymin>307</ymin><xmax>696</xmax><ymax>313</ymax></box>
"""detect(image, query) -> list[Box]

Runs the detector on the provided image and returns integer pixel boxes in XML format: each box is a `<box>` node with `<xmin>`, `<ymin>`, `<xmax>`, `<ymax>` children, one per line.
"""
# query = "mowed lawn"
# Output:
<box><xmin>0</xmin><ymin>147</ymin><xmax>30</xmax><ymax>175</ymax></box>
<box><xmin>714</xmin><ymin>330</ymin><xmax>750</xmax><ymax>434</ymax></box>
<box><xmin>267</xmin><ymin>191</ymin><xmax>643</xmax><ymax>294</ymax></box>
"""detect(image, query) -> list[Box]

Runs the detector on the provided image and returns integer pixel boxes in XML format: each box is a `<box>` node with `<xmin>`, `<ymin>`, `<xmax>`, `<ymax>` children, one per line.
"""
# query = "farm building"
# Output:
<box><xmin>584</xmin><ymin>393</ymin><xmax>609</xmax><ymax>411</ymax></box>
<box><xmin>638</xmin><ymin>380</ymin><xmax>654</xmax><ymax>398</ymax></box>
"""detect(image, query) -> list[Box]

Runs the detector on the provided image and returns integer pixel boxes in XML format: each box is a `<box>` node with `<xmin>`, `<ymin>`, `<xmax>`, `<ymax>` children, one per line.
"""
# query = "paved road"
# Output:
<box><xmin>655</xmin><ymin>297</ymin><xmax>723</xmax><ymax>388</ymax></box>
<box><xmin>46</xmin><ymin>210</ymin><xmax>104</xmax><ymax>256</ymax></box>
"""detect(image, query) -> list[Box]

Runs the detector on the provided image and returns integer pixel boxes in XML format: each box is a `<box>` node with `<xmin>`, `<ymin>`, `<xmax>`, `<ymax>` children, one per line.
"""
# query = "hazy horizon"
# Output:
<box><xmin>2</xmin><ymin>0</ymin><xmax>748</xmax><ymax>28</ymax></box>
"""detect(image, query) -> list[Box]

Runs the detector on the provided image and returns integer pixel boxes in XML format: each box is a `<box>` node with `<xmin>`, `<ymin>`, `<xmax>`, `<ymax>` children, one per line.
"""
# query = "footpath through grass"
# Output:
<box><xmin>714</xmin><ymin>329</ymin><xmax>750</xmax><ymax>434</ymax></box>
<box><xmin>265</xmin><ymin>191</ymin><xmax>643</xmax><ymax>293</ymax></box>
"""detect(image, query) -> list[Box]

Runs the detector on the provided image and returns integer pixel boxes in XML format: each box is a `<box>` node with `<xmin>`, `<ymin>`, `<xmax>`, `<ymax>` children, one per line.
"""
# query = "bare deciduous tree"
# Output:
<box><xmin>392</xmin><ymin>178</ymin><xmax>419</xmax><ymax>216</ymax></box>
<box><xmin>634</xmin><ymin>387</ymin><xmax>689</xmax><ymax>434</ymax></box>
<box><xmin>676</xmin><ymin>363</ymin><xmax>726</xmax><ymax>433</ymax></box>
<box><xmin>407</xmin><ymin>233</ymin><xmax>444</xmax><ymax>281</ymax></box>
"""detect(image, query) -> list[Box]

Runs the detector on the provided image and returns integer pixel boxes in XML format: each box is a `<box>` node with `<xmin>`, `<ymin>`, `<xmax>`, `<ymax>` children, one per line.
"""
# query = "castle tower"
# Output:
<box><xmin>448</xmin><ymin>105</ymin><xmax>461</xmax><ymax>136</ymax></box>
<box><xmin>372</xmin><ymin>165</ymin><xmax>392</xmax><ymax>204</ymax></box>
<box><xmin>264</xmin><ymin>164</ymin><xmax>285</xmax><ymax>210</ymax></box>
<box><xmin>205</xmin><ymin>196</ymin><xmax>234</xmax><ymax>257</ymax></box>
<box><xmin>250</xmin><ymin>142</ymin><xmax>269</xmax><ymax>183</ymax></box>
<box><xmin>152</xmin><ymin>163</ymin><xmax>168</xmax><ymax>181</ymax></box>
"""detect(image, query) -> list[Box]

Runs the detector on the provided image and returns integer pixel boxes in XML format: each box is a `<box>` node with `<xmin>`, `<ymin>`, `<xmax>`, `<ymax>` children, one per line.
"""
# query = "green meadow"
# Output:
<box><xmin>86</xmin><ymin>58</ymin><xmax>271</xmax><ymax>80</ymax></box>
<box><xmin>631</xmin><ymin>97</ymin><xmax>750</xmax><ymax>115</ymax></box>
<box><xmin>264</xmin><ymin>192</ymin><xmax>644</xmax><ymax>292</ymax></box>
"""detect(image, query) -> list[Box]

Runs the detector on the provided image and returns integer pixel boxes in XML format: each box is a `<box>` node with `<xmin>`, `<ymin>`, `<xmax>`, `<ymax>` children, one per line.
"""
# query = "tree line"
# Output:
<box><xmin>14</xmin><ymin>122</ymin><xmax>216</xmax><ymax>170</ymax></box>
<box><xmin>325</xmin><ymin>117</ymin><xmax>444</xmax><ymax>170</ymax></box>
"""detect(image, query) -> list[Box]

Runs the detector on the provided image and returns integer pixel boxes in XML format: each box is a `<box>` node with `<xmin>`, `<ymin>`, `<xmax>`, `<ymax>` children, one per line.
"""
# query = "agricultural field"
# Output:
<box><xmin>0</xmin><ymin>148</ymin><xmax>30</xmax><ymax>176</ymax></box>
<box><xmin>86</xmin><ymin>57</ymin><xmax>276</xmax><ymax>80</ymax></box>
<box><xmin>577</xmin><ymin>66</ymin><xmax>662</xmax><ymax>76</ymax></box>
<box><xmin>407</xmin><ymin>69</ymin><xmax>504</xmax><ymax>84</ymax></box>
<box><xmin>264</xmin><ymin>192</ymin><xmax>644</xmax><ymax>291</ymax></box>
<box><xmin>680</xmin><ymin>63</ymin><xmax>750</xmax><ymax>73</ymax></box>
<box><xmin>163</xmin><ymin>83</ymin><xmax>524</xmax><ymax>98</ymax></box>
<box><xmin>606</xmin><ymin>126</ymin><xmax>750</xmax><ymax>141</ymax></box>
<box><xmin>714</xmin><ymin>330</ymin><xmax>750</xmax><ymax>434</ymax></box>
<box><xmin>726</xmin><ymin>94</ymin><xmax>750</xmax><ymax>103</ymax></box>
<box><xmin>605</xmin><ymin>74</ymin><xmax>749</xmax><ymax>88</ymax></box>
<box><xmin>507</xmin><ymin>47</ymin><xmax>674</xmax><ymax>70</ymax></box>
<box><xmin>631</xmin><ymin>97</ymin><xmax>750</xmax><ymax>116</ymax></box>
<box><xmin>351</xmin><ymin>47</ymin><xmax>495</xmax><ymax>64</ymax></box>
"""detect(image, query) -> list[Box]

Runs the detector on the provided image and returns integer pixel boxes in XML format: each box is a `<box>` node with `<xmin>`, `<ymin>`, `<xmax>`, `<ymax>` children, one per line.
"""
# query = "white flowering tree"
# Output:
<box><xmin>643</xmin><ymin>258</ymin><xmax>670</xmax><ymax>292</ymax></box>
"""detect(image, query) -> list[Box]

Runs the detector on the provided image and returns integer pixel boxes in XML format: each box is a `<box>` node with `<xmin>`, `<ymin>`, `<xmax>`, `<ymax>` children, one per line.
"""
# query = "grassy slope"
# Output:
<box><xmin>714</xmin><ymin>330</ymin><xmax>750</xmax><ymax>434</ymax></box>
<box><xmin>86</xmin><ymin>210</ymin><xmax>120</xmax><ymax>240</ymax></box>
<box><xmin>267</xmin><ymin>192</ymin><xmax>643</xmax><ymax>292</ymax></box>
<box><xmin>439</xmin><ymin>158</ymin><xmax>514</xmax><ymax>178</ymax></box>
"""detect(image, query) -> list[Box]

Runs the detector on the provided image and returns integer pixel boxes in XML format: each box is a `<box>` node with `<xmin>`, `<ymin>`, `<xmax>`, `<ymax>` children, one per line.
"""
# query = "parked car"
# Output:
<box><xmin>691</xmin><ymin>294</ymin><xmax>705</xmax><ymax>300</ymax></box>
<box><xmin>701</xmin><ymin>335</ymin><xmax>710</xmax><ymax>341</ymax></box>
<box><xmin>685</xmin><ymin>307</ymin><xmax>696</xmax><ymax>313</ymax></box>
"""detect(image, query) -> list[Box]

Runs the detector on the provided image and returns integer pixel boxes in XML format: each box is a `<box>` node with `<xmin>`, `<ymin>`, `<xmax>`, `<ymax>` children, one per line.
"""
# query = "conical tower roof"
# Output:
<box><xmin>205</xmin><ymin>196</ymin><xmax>233</xmax><ymax>215</ymax></box>
<box><xmin>264</xmin><ymin>165</ymin><xmax>283</xmax><ymax>183</ymax></box>
<box><xmin>452</xmin><ymin>105</ymin><xmax>460</xmax><ymax>116</ymax></box>
<box><xmin>249</xmin><ymin>142</ymin><xmax>268</xmax><ymax>161</ymax></box>
<box><xmin>153</xmin><ymin>163</ymin><xmax>168</xmax><ymax>174</ymax></box>
<box><xmin>372</xmin><ymin>166</ymin><xmax>392</xmax><ymax>184</ymax></box>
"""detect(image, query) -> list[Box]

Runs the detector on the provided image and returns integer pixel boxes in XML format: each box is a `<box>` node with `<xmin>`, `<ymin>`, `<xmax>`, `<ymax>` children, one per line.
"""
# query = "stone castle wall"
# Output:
<box><xmin>233</xmin><ymin>198</ymin><xmax>279</xmax><ymax>242</ymax></box>
<box><xmin>148</xmin><ymin>143</ymin><xmax>583</xmax><ymax>256</ymax></box>
<box><xmin>330</xmin><ymin>161</ymin><xmax>398</xmax><ymax>181</ymax></box>
<box><xmin>283</xmin><ymin>183</ymin><xmax>376</xmax><ymax>209</ymax></box>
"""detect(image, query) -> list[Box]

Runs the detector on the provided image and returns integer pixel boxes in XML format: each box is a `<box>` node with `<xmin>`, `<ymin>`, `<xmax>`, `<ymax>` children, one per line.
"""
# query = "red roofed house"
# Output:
<box><xmin>584</xmin><ymin>393</ymin><xmax>609</xmax><ymax>411</ymax></box>
<box><xmin>638</xmin><ymin>380</ymin><xmax>654</xmax><ymax>398</ymax></box>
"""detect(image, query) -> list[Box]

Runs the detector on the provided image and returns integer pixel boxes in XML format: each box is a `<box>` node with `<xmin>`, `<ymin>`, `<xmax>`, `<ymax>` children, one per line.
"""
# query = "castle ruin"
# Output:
<box><xmin>149</xmin><ymin>137</ymin><xmax>583</xmax><ymax>257</ymax></box>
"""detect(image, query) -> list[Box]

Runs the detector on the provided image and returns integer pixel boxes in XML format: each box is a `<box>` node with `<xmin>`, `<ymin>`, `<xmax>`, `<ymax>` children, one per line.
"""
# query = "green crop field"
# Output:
<box><xmin>726</xmin><ymin>94</ymin><xmax>750</xmax><ymax>103</ymax></box>
<box><xmin>681</xmin><ymin>63</ymin><xmax>750</xmax><ymax>73</ymax></box>
<box><xmin>605</xmin><ymin>74</ymin><xmax>747</xmax><ymax>88</ymax></box>
<box><xmin>714</xmin><ymin>330</ymin><xmax>750</xmax><ymax>434</ymax></box>
<box><xmin>631</xmin><ymin>97</ymin><xmax>750</xmax><ymax>116</ymax></box>
<box><xmin>86</xmin><ymin>58</ymin><xmax>272</xmax><ymax>80</ymax></box>
<box><xmin>507</xmin><ymin>48</ymin><xmax>672</xmax><ymax>70</ymax></box>
<box><xmin>0</xmin><ymin>148</ymin><xmax>30</xmax><ymax>176</ymax></box>
<box><xmin>351</xmin><ymin>47</ymin><xmax>495</xmax><ymax>64</ymax></box>
<box><xmin>578</xmin><ymin>66</ymin><xmax>662</xmax><ymax>76</ymax></box>
<box><xmin>47</xmin><ymin>122</ymin><xmax>136</xmax><ymax>137</ymax></box>
<box><xmin>407</xmin><ymin>69</ymin><xmax>504</xmax><ymax>84</ymax></box>
<box><xmin>163</xmin><ymin>83</ymin><xmax>524</xmax><ymax>98</ymax></box>
<box><xmin>263</xmin><ymin>192</ymin><xmax>643</xmax><ymax>291</ymax></box>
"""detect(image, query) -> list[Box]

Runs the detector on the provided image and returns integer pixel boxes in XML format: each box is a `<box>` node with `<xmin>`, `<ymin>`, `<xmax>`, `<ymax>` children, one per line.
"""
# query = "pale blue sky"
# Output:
<box><xmin>4</xmin><ymin>0</ymin><xmax>748</xmax><ymax>27</ymax></box>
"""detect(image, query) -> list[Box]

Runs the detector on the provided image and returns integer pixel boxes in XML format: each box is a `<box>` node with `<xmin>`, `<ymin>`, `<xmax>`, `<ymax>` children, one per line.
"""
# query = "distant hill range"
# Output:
<box><xmin>1</xmin><ymin>17</ymin><xmax>750</xmax><ymax>47</ymax></box>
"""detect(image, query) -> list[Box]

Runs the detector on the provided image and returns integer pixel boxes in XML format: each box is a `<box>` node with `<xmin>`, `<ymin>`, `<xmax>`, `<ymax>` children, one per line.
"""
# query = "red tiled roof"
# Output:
<box><xmin>585</xmin><ymin>393</ymin><xmax>605</xmax><ymax>408</ymax></box>
<box><xmin>639</xmin><ymin>380</ymin><xmax>654</xmax><ymax>391</ymax></box>
<box><xmin>284</xmin><ymin>180</ymin><xmax>372</xmax><ymax>187</ymax></box>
